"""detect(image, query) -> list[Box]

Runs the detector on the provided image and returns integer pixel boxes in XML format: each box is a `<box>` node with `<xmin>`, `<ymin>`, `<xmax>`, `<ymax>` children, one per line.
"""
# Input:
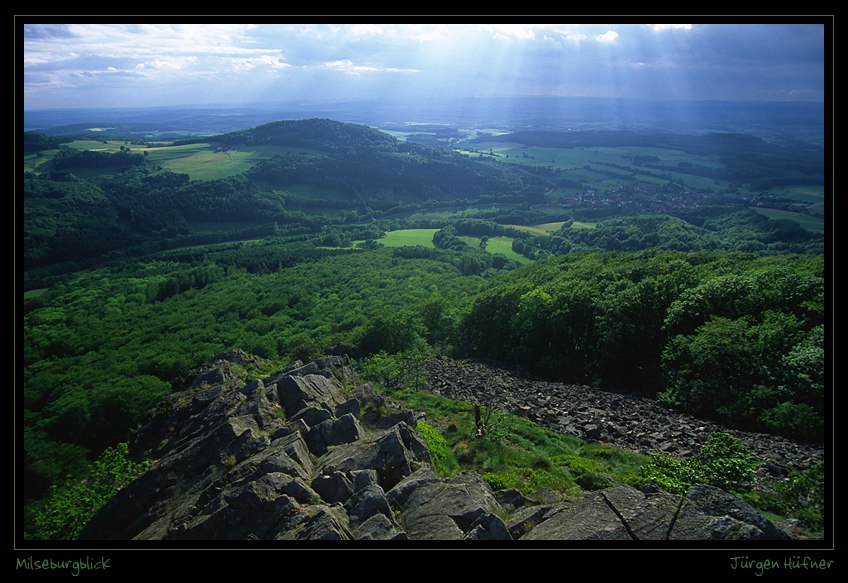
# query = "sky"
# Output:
<box><xmin>20</xmin><ymin>21</ymin><xmax>827</xmax><ymax>110</ymax></box>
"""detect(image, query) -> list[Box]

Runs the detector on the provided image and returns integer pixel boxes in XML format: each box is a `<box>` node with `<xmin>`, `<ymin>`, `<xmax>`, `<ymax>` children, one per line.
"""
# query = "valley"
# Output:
<box><xmin>20</xmin><ymin>113</ymin><xmax>828</xmax><ymax>542</ymax></box>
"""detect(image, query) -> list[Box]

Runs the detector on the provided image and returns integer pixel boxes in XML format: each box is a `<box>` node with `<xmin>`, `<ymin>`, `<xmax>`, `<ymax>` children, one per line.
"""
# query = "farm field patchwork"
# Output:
<box><xmin>751</xmin><ymin>207</ymin><xmax>824</xmax><ymax>233</ymax></box>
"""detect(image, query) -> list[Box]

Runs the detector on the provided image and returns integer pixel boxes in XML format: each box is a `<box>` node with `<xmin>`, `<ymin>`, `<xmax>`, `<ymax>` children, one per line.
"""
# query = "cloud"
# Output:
<box><xmin>21</xmin><ymin>22</ymin><xmax>825</xmax><ymax>108</ymax></box>
<box><xmin>595</xmin><ymin>30</ymin><xmax>619</xmax><ymax>43</ymax></box>
<box><xmin>650</xmin><ymin>24</ymin><xmax>693</xmax><ymax>31</ymax></box>
<box><xmin>321</xmin><ymin>59</ymin><xmax>419</xmax><ymax>76</ymax></box>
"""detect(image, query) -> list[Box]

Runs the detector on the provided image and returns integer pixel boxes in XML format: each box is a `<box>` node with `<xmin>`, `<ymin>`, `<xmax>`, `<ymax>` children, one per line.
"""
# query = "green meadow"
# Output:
<box><xmin>508</xmin><ymin>221</ymin><xmax>595</xmax><ymax>236</ymax></box>
<box><xmin>144</xmin><ymin>143</ymin><xmax>304</xmax><ymax>181</ymax></box>
<box><xmin>379</xmin><ymin>228</ymin><xmax>439</xmax><ymax>247</ymax></box>
<box><xmin>458</xmin><ymin>235</ymin><xmax>531</xmax><ymax>264</ymax></box>
<box><xmin>751</xmin><ymin>207</ymin><xmax>825</xmax><ymax>233</ymax></box>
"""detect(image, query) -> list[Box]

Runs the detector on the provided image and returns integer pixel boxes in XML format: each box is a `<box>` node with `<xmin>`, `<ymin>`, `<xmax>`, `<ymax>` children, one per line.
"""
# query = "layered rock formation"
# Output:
<box><xmin>80</xmin><ymin>352</ymin><xmax>790</xmax><ymax>541</ymax></box>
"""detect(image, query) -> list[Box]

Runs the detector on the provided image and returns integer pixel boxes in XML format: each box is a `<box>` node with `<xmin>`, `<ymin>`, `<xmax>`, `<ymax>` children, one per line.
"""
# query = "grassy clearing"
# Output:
<box><xmin>24</xmin><ymin>140</ymin><xmax>298</xmax><ymax>181</ymax></box>
<box><xmin>571</xmin><ymin>221</ymin><xmax>596</xmax><ymax>230</ymax></box>
<box><xmin>67</xmin><ymin>139</ymin><xmax>128</xmax><ymax>152</ymax></box>
<box><xmin>23</xmin><ymin>151</ymin><xmax>60</xmax><ymax>172</ymax></box>
<box><xmin>751</xmin><ymin>207</ymin><xmax>825</xmax><ymax>233</ymax></box>
<box><xmin>508</xmin><ymin>221</ymin><xmax>594</xmax><ymax>237</ymax></box>
<box><xmin>769</xmin><ymin>185</ymin><xmax>825</xmax><ymax>204</ymax></box>
<box><xmin>372</xmin><ymin>381</ymin><xmax>646</xmax><ymax>497</ymax></box>
<box><xmin>507</xmin><ymin>222</ymin><xmax>567</xmax><ymax>236</ymax></box>
<box><xmin>379</xmin><ymin>229</ymin><xmax>439</xmax><ymax>248</ymax></box>
<box><xmin>143</xmin><ymin>143</ymin><xmax>307</xmax><ymax>181</ymax></box>
<box><xmin>458</xmin><ymin>235</ymin><xmax>531</xmax><ymax>264</ymax></box>
<box><xmin>24</xmin><ymin>288</ymin><xmax>49</xmax><ymax>300</ymax></box>
<box><xmin>485</xmin><ymin>237</ymin><xmax>532</xmax><ymax>264</ymax></box>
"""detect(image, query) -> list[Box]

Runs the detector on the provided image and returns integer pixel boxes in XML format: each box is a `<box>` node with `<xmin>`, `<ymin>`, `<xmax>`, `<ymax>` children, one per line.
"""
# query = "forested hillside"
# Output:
<box><xmin>459</xmin><ymin>251</ymin><xmax>824</xmax><ymax>441</ymax></box>
<box><xmin>21</xmin><ymin>118</ymin><xmax>827</xmax><ymax>541</ymax></box>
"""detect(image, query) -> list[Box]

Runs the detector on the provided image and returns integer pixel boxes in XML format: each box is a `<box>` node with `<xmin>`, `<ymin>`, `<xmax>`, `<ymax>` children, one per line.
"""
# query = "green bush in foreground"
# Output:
<box><xmin>746</xmin><ymin>462</ymin><xmax>824</xmax><ymax>532</ymax></box>
<box><xmin>640</xmin><ymin>432</ymin><xmax>760</xmax><ymax>496</ymax></box>
<box><xmin>28</xmin><ymin>443</ymin><xmax>148</xmax><ymax>540</ymax></box>
<box><xmin>482</xmin><ymin>467</ymin><xmax>576</xmax><ymax>495</ymax></box>
<box><xmin>417</xmin><ymin>420</ymin><xmax>460</xmax><ymax>477</ymax></box>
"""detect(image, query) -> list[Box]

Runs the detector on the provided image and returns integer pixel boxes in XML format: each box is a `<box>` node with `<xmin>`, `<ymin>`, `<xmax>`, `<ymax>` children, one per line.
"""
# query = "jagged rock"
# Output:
<box><xmin>319</xmin><ymin>423</ymin><xmax>427</xmax><ymax>490</ymax></box>
<box><xmin>79</xmin><ymin>353</ymin><xmax>810</xmax><ymax>542</ymax></box>
<box><xmin>685</xmin><ymin>484</ymin><xmax>788</xmax><ymax>540</ymax></box>
<box><xmin>494</xmin><ymin>488</ymin><xmax>534</xmax><ymax>511</ymax></box>
<box><xmin>279</xmin><ymin>506</ymin><xmax>352</xmax><ymax>541</ymax></box>
<box><xmin>276</xmin><ymin>373</ymin><xmax>348</xmax><ymax>417</ymax></box>
<box><xmin>311</xmin><ymin>471</ymin><xmax>354</xmax><ymax>504</ymax></box>
<box><xmin>391</xmin><ymin>472</ymin><xmax>508</xmax><ymax>540</ymax></box>
<box><xmin>350</xmin><ymin>383</ymin><xmax>384</xmax><ymax>409</ymax></box>
<box><xmin>506</xmin><ymin>504</ymin><xmax>557</xmax><ymax>539</ymax></box>
<box><xmin>314</xmin><ymin>355</ymin><xmax>356</xmax><ymax>384</ymax></box>
<box><xmin>519</xmin><ymin>485</ymin><xmax>787</xmax><ymax>541</ymax></box>
<box><xmin>336</xmin><ymin>398</ymin><xmax>361</xmax><ymax>418</ymax></box>
<box><xmin>305</xmin><ymin>413</ymin><xmax>364</xmax><ymax>456</ymax></box>
<box><xmin>240</xmin><ymin>378</ymin><xmax>265</xmax><ymax>397</ymax></box>
<box><xmin>192</xmin><ymin>367</ymin><xmax>227</xmax><ymax>388</ymax></box>
<box><xmin>368</xmin><ymin>409</ymin><xmax>417</xmax><ymax>430</ymax></box>
<box><xmin>169</xmin><ymin>476</ymin><xmax>301</xmax><ymax>540</ymax></box>
<box><xmin>463</xmin><ymin>513</ymin><xmax>511</xmax><ymax>540</ymax></box>
<box><xmin>385</xmin><ymin>466</ymin><xmax>442</xmax><ymax>509</ymax></box>
<box><xmin>349</xmin><ymin>469</ymin><xmax>380</xmax><ymax>491</ymax></box>
<box><xmin>353</xmin><ymin>513</ymin><xmax>408</xmax><ymax>541</ymax></box>
<box><xmin>395</xmin><ymin>420</ymin><xmax>431</xmax><ymax>462</ymax></box>
<box><xmin>291</xmin><ymin>405</ymin><xmax>333</xmax><ymax>428</ymax></box>
<box><xmin>235</xmin><ymin>392</ymin><xmax>283</xmax><ymax>431</ymax></box>
<box><xmin>344</xmin><ymin>484</ymin><xmax>394</xmax><ymax>527</ymax></box>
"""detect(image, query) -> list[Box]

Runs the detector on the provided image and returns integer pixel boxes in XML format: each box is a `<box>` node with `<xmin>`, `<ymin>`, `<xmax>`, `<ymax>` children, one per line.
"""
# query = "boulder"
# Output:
<box><xmin>291</xmin><ymin>405</ymin><xmax>333</xmax><ymax>428</ymax></box>
<box><xmin>336</xmin><ymin>398</ymin><xmax>361</xmax><ymax>419</ymax></box>
<box><xmin>276</xmin><ymin>373</ymin><xmax>349</xmax><ymax>417</ymax></box>
<box><xmin>305</xmin><ymin>413</ymin><xmax>364</xmax><ymax>456</ymax></box>
<box><xmin>353</xmin><ymin>513</ymin><xmax>408</xmax><ymax>541</ymax></box>
<box><xmin>685</xmin><ymin>484</ymin><xmax>787</xmax><ymax>540</ymax></box>
<box><xmin>168</xmin><ymin>477</ymin><xmax>301</xmax><ymax>540</ymax></box>
<box><xmin>319</xmin><ymin>423</ymin><xmax>427</xmax><ymax>490</ymax></box>
<box><xmin>519</xmin><ymin>485</ymin><xmax>788</xmax><ymax>541</ymax></box>
<box><xmin>311</xmin><ymin>471</ymin><xmax>354</xmax><ymax>505</ymax></box>
<box><xmin>278</xmin><ymin>506</ymin><xmax>352</xmax><ymax>541</ymax></box>
<box><xmin>344</xmin><ymin>484</ymin><xmax>394</xmax><ymax>527</ymax></box>
<box><xmin>390</xmin><ymin>472</ymin><xmax>507</xmax><ymax>540</ymax></box>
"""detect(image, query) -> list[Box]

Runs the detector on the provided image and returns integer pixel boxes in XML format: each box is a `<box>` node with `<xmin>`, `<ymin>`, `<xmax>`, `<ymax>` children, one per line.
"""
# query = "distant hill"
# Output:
<box><xmin>473</xmin><ymin>129</ymin><xmax>824</xmax><ymax>190</ymax></box>
<box><xmin>202</xmin><ymin>118</ymin><xmax>554</xmax><ymax>202</ymax></box>
<box><xmin>22</xmin><ymin>119</ymin><xmax>553</xmax><ymax>269</ymax></box>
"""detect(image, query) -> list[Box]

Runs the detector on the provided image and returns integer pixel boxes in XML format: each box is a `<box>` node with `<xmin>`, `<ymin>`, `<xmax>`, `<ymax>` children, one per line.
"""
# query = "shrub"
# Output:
<box><xmin>552</xmin><ymin>455</ymin><xmax>614</xmax><ymax>491</ymax></box>
<box><xmin>760</xmin><ymin>402</ymin><xmax>823</xmax><ymax>442</ymax></box>
<box><xmin>640</xmin><ymin>432</ymin><xmax>760</xmax><ymax>496</ymax></box>
<box><xmin>28</xmin><ymin>443</ymin><xmax>148</xmax><ymax>540</ymax></box>
<box><xmin>417</xmin><ymin>421</ymin><xmax>460</xmax><ymax>477</ymax></box>
<box><xmin>482</xmin><ymin>467</ymin><xmax>574</xmax><ymax>495</ymax></box>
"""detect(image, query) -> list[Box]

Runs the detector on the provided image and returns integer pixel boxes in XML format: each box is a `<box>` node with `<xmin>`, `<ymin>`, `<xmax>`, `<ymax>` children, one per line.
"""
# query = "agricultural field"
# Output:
<box><xmin>378</xmin><ymin>228</ymin><xmax>439</xmax><ymax>248</ymax></box>
<box><xmin>67</xmin><ymin>139</ymin><xmax>128</xmax><ymax>152</ymax></box>
<box><xmin>751</xmin><ymin>207</ymin><xmax>825</xmax><ymax>233</ymax></box>
<box><xmin>459</xmin><ymin>143</ymin><xmax>744</xmax><ymax>194</ymax></box>
<box><xmin>24</xmin><ymin>139</ymin><xmax>310</xmax><ymax>181</ymax></box>
<box><xmin>458</xmin><ymin>235</ymin><xmax>531</xmax><ymax>264</ymax></box>
<box><xmin>23</xmin><ymin>150</ymin><xmax>60</xmax><ymax>172</ymax></box>
<box><xmin>144</xmin><ymin>143</ymin><xmax>305</xmax><ymax>181</ymax></box>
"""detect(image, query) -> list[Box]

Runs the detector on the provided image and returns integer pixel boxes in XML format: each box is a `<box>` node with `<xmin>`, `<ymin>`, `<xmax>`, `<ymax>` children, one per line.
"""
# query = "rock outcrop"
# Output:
<box><xmin>80</xmin><ymin>352</ymin><xmax>790</xmax><ymax>541</ymax></box>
